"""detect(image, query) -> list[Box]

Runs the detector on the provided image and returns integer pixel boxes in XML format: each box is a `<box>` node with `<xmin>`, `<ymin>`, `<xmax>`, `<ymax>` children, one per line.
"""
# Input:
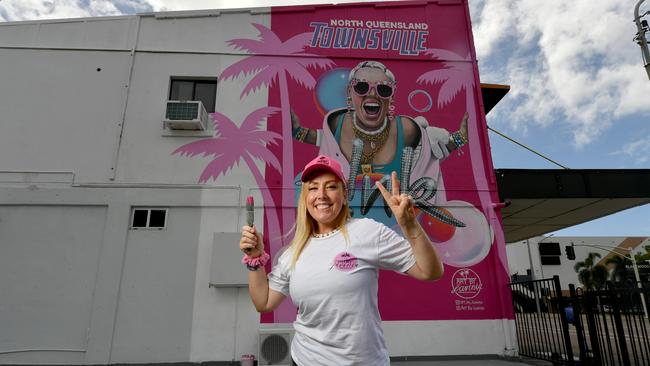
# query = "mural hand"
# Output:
<box><xmin>459</xmin><ymin>112</ymin><xmax>469</xmax><ymax>141</ymax></box>
<box><xmin>240</xmin><ymin>225</ymin><xmax>264</xmax><ymax>258</ymax></box>
<box><xmin>291</xmin><ymin>109</ymin><xmax>302</xmax><ymax>130</ymax></box>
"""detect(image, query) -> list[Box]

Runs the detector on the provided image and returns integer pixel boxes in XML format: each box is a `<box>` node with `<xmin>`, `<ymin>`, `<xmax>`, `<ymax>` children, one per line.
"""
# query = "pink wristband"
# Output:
<box><xmin>242</xmin><ymin>251</ymin><xmax>270</xmax><ymax>267</ymax></box>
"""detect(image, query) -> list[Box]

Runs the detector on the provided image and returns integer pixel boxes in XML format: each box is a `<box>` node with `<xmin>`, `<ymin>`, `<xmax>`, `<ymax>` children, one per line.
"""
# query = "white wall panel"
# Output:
<box><xmin>0</xmin><ymin>49</ymin><xmax>130</xmax><ymax>182</ymax></box>
<box><xmin>0</xmin><ymin>205</ymin><xmax>106</xmax><ymax>363</ymax></box>
<box><xmin>110</xmin><ymin>207</ymin><xmax>200</xmax><ymax>363</ymax></box>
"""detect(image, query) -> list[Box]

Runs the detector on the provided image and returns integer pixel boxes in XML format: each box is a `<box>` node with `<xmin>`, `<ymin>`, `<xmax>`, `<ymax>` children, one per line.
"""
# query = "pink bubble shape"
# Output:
<box><xmin>432</xmin><ymin>200</ymin><xmax>493</xmax><ymax>267</ymax></box>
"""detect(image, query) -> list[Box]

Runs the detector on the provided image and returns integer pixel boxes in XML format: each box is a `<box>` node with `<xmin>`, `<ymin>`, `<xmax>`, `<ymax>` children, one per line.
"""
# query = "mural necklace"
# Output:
<box><xmin>351</xmin><ymin>113</ymin><xmax>390</xmax><ymax>164</ymax></box>
<box><xmin>345</xmin><ymin>143</ymin><xmax>466</xmax><ymax>228</ymax></box>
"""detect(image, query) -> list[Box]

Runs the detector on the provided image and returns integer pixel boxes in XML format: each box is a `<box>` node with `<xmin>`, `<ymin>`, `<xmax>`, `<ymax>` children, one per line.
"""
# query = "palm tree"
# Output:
<box><xmin>605</xmin><ymin>255</ymin><xmax>631</xmax><ymax>283</ymax></box>
<box><xmin>172</xmin><ymin>106</ymin><xmax>282</xmax><ymax>244</ymax></box>
<box><xmin>220</xmin><ymin>23</ymin><xmax>333</xmax><ymax>237</ymax></box>
<box><xmin>574</xmin><ymin>252</ymin><xmax>609</xmax><ymax>290</ymax></box>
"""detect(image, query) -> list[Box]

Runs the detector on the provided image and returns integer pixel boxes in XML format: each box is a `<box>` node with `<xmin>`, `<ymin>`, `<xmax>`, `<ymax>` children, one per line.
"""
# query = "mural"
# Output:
<box><xmin>174</xmin><ymin>0</ymin><xmax>513</xmax><ymax>323</ymax></box>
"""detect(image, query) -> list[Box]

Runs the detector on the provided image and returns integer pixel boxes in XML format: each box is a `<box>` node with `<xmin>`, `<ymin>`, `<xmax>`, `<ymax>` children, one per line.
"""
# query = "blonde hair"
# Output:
<box><xmin>289</xmin><ymin>180</ymin><xmax>351</xmax><ymax>269</ymax></box>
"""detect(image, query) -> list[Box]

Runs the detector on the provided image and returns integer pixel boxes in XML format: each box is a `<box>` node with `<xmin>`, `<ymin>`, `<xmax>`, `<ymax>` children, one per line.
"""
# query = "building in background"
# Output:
<box><xmin>507</xmin><ymin>236</ymin><xmax>650</xmax><ymax>290</ymax></box>
<box><xmin>0</xmin><ymin>1</ymin><xmax>517</xmax><ymax>364</ymax></box>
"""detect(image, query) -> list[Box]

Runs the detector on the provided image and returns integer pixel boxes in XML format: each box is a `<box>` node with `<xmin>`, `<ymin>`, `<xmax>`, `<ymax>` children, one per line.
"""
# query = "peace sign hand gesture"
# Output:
<box><xmin>376</xmin><ymin>172</ymin><xmax>443</xmax><ymax>281</ymax></box>
<box><xmin>375</xmin><ymin>171</ymin><xmax>417</xmax><ymax>232</ymax></box>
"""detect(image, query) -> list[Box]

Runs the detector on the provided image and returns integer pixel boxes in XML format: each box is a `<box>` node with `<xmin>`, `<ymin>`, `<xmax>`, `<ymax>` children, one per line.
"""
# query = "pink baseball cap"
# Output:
<box><xmin>301</xmin><ymin>155</ymin><xmax>347</xmax><ymax>183</ymax></box>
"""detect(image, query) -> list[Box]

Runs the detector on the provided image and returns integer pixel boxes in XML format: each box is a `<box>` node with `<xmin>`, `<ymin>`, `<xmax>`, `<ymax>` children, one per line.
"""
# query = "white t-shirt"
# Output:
<box><xmin>268</xmin><ymin>218</ymin><xmax>417</xmax><ymax>366</ymax></box>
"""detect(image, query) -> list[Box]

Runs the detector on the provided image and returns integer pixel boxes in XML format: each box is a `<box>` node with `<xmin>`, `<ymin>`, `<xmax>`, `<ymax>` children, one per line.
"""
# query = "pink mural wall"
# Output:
<box><xmin>175</xmin><ymin>0</ymin><xmax>513</xmax><ymax>324</ymax></box>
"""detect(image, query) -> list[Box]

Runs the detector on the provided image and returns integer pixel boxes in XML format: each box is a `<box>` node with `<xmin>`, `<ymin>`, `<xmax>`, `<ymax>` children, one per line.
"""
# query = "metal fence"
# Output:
<box><xmin>510</xmin><ymin>276</ymin><xmax>574</xmax><ymax>364</ymax></box>
<box><xmin>567</xmin><ymin>282</ymin><xmax>650</xmax><ymax>365</ymax></box>
<box><xmin>509</xmin><ymin>276</ymin><xmax>650</xmax><ymax>366</ymax></box>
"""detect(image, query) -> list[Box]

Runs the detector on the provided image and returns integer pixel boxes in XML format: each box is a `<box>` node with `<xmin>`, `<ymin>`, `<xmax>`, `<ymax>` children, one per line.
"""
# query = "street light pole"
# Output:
<box><xmin>526</xmin><ymin>239</ymin><xmax>541</xmax><ymax>314</ymax></box>
<box><xmin>573</xmin><ymin>243</ymin><xmax>648</xmax><ymax>319</ymax></box>
<box><xmin>634</xmin><ymin>0</ymin><xmax>650</xmax><ymax>80</ymax></box>
<box><xmin>630</xmin><ymin>255</ymin><xmax>646</xmax><ymax>317</ymax></box>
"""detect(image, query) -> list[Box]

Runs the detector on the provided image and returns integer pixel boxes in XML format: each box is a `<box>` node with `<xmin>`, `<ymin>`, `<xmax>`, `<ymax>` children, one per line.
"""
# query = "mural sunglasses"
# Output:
<box><xmin>350</xmin><ymin>79</ymin><xmax>395</xmax><ymax>99</ymax></box>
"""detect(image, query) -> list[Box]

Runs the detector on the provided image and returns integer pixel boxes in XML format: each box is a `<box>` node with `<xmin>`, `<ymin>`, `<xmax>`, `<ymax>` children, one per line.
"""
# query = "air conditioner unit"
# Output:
<box><xmin>259</xmin><ymin>327</ymin><xmax>294</xmax><ymax>366</ymax></box>
<box><xmin>163</xmin><ymin>100</ymin><xmax>209</xmax><ymax>130</ymax></box>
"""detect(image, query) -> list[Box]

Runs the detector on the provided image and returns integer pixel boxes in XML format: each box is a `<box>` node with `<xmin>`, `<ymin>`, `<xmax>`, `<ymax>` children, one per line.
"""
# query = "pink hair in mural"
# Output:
<box><xmin>220</xmin><ymin>23</ymin><xmax>334</xmax><ymax>240</ymax></box>
<box><xmin>172</xmin><ymin>107</ymin><xmax>283</xmax><ymax>243</ymax></box>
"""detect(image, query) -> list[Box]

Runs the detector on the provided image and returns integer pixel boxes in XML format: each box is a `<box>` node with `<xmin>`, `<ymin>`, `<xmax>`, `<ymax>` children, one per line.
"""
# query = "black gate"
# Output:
<box><xmin>510</xmin><ymin>276</ymin><xmax>574</xmax><ymax>364</ymax></box>
<box><xmin>510</xmin><ymin>276</ymin><xmax>650</xmax><ymax>365</ymax></box>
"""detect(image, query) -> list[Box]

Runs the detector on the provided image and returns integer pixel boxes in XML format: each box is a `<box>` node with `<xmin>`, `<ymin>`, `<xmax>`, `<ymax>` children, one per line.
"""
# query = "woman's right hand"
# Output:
<box><xmin>240</xmin><ymin>225</ymin><xmax>264</xmax><ymax>258</ymax></box>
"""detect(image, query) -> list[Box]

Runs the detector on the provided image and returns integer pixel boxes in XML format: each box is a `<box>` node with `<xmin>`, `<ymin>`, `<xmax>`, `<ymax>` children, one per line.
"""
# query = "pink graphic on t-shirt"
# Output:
<box><xmin>334</xmin><ymin>251</ymin><xmax>357</xmax><ymax>272</ymax></box>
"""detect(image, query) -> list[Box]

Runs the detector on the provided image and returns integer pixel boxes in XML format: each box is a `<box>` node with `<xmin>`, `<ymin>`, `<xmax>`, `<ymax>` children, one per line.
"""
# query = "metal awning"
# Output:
<box><xmin>480</xmin><ymin>83</ymin><xmax>510</xmax><ymax>114</ymax></box>
<box><xmin>495</xmin><ymin>169</ymin><xmax>650</xmax><ymax>242</ymax></box>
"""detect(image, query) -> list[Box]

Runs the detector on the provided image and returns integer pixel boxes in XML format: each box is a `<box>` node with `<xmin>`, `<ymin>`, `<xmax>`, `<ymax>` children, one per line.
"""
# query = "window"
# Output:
<box><xmin>131</xmin><ymin>208</ymin><xmax>168</xmax><ymax>230</ymax></box>
<box><xmin>539</xmin><ymin>242</ymin><xmax>561</xmax><ymax>265</ymax></box>
<box><xmin>169</xmin><ymin>78</ymin><xmax>217</xmax><ymax>113</ymax></box>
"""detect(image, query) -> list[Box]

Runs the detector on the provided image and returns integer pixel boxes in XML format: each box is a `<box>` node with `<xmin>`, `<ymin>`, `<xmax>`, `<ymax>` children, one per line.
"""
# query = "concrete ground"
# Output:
<box><xmin>391</xmin><ymin>357</ymin><xmax>549</xmax><ymax>366</ymax></box>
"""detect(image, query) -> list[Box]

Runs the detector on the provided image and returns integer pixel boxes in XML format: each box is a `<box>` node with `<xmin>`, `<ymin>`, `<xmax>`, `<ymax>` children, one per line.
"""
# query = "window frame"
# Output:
<box><xmin>168</xmin><ymin>77</ymin><xmax>218</xmax><ymax>113</ymax></box>
<box><xmin>539</xmin><ymin>242</ymin><xmax>562</xmax><ymax>266</ymax></box>
<box><xmin>130</xmin><ymin>207</ymin><xmax>169</xmax><ymax>230</ymax></box>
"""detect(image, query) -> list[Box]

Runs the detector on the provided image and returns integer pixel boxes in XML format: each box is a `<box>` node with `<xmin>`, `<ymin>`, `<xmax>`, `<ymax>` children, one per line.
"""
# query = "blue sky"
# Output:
<box><xmin>1</xmin><ymin>0</ymin><xmax>649</xmax><ymax>237</ymax></box>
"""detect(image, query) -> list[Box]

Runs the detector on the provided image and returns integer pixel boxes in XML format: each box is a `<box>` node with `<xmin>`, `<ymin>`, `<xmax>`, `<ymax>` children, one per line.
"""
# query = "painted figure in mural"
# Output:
<box><xmin>291</xmin><ymin>60</ymin><xmax>469</xmax><ymax>229</ymax></box>
<box><xmin>240</xmin><ymin>154</ymin><xmax>444</xmax><ymax>366</ymax></box>
<box><xmin>292</xmin><ymin>60</ymin><xmax>468</xmax><ymax>175</ymax></box>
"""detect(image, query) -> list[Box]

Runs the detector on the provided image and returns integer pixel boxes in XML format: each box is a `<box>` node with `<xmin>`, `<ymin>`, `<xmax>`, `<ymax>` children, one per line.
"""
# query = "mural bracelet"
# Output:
<box><xmin>450</xmin><ymin>131</ymin><xmax>467</xmax><ymax>149</ymax></box>
<box><xmin>293</xmin><ymin>126</ymin><xmax>309</xmax><ymax>142</ymax></box>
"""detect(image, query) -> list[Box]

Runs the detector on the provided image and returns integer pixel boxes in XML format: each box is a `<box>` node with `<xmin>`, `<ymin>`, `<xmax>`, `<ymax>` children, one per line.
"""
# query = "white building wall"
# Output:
<box><xmin>0</xmin><ymin>48</ymin><xmax>130</xmax><ymax>182</ymax></box>
<box><xmin>0</xmin><ymin>204</ymin><xmax>107</xmax><ymax>364</ymax></box>
<box><xmin>0</xmin><ymin>10</ymin><xmax>271</xmax><ymax>364</ymax></box>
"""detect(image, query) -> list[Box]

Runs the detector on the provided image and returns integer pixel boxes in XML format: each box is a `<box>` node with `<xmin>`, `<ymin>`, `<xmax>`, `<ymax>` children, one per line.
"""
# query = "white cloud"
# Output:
<box><xmin>472</xmin><ymin>0</ymin><xmax>650</xmax><ymax>147</ymax></box>
<box><xmin>145</xmin><ymin>0</ymin><xmax>385</xmax><ymax>12</ymax></box>
<box><xmin>612</xmin><ymin>136</ymin><xmax>650</xmax><ymax>164</ymax></box>
<box><xmin>0</xmin><ymin>0</ymin><xmax>130</xmax><ymax>21</ymax></box>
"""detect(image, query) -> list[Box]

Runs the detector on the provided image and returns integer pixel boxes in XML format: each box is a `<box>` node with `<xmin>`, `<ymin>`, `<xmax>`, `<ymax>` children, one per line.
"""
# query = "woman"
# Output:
<box><xmin>240</xmin><ymin>154</ymin><xmax>444</xmax><ymax>366</ymax></box>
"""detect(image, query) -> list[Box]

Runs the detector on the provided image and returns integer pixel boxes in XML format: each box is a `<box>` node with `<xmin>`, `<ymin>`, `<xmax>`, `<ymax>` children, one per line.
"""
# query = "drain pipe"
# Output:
<box><xmin>109</xmin><ymin>14</ymin><xmax>142</xmax><ymax>180</ymax></box>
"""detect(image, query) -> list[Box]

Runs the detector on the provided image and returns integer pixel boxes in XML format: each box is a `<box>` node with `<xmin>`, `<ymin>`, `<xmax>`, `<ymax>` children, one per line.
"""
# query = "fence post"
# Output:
<box><xmin>554</xmin><ymin>276</ymin><xmax>575</xmax><ymax>365</ymax></box>
<box><xmin>608</xmin><ymin>282</ymin><xmax>631</xmax><ymax>366</ymax></box>
<box><xmin>583</xmin><ymin>287</ymin><xmax>606</xmax><ymax>365</ymax></box>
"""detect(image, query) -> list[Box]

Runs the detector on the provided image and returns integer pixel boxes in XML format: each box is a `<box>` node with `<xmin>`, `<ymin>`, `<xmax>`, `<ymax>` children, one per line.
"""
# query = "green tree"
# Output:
<box><xmin>574</xmin><ymin>252</ymin><xmax>609</xmax><ymax>290</ymax></box>
<box><xmin>605</xmin><ymin>255</ymin><xmax>631</xmax><ymax>283</ymax></box>
<box><xmin>634</xmin><ymin>245</ymin><xmax>650</xmax><ymax>262</ymax></box>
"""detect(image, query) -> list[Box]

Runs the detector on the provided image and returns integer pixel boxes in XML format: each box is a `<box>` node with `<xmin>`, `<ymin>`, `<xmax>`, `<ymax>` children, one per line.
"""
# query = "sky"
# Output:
<box><xmin>1</xmin><ymin>0</ymin><xmax>649</xmax><ymax>237</ymax></box>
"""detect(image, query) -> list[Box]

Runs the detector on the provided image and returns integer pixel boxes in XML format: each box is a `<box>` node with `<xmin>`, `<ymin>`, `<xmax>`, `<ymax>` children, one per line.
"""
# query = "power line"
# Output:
<box><xmin>487</xmin><ymin>125</ymin><xmax>570</xmax><ymax>170</ymax></box>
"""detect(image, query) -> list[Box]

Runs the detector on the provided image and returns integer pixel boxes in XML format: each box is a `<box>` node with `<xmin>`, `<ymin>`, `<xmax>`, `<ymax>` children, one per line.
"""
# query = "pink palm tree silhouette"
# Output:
<box><xmin>172</xmin><ymin>107</ymin><xmax>283</xmax><ymax>243</ymax></box>
<box><xmin>220</xmin><ymin>23</ymin><xmax>333</xmax><ymax>237</ymax></box>
<box><xmin>417</xmin><ymin>49</ymin><xmax>474</xmax><ymax>109</ymax></box>
<box><xmin>417</xmin><ymin>49</ymin><xmax>489</xmax><ymax>210</ymax></box>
